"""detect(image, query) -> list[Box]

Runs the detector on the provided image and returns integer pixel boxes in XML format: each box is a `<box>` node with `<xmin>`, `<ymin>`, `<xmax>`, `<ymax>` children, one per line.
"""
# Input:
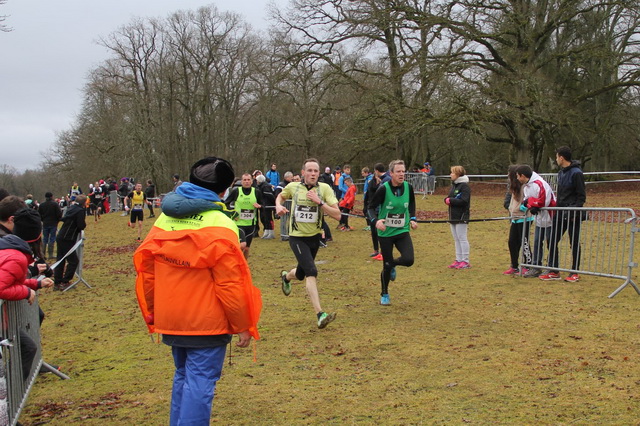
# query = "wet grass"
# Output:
<box><xmin>21</xmin><ymin>188</ymin><xmax>640</xmax><ymax>424</ymax></box>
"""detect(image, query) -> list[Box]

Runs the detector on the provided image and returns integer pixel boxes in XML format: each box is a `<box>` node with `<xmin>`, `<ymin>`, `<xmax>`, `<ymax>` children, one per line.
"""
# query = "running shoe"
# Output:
<box><xmin>380</xmin><ymin>294</ymin><xmax>390</xmax><ymax>306</ymax></box>
<box><xmin>455</xmin><ymin>261</ymin><xmax>471</xmax><ymax>269</ymax></box>
<box><xmin>564</xmin><ymin>274</ymin><xmax>580</xmax><ymax>283</ymax></box>
<box><xmin>317</xmin><ymin>312</ymin><xmax>337</xmax><ymax>329</ymax></box>
<box><xmin>390</xmin><ymin>267</ymin><xmax>397</xmax><ymax>281</ymax></box>
<box><xmin>447</xmin><ymin>261</ymin><xmax>460</xmax><ymax>269</ymax></box>
<box><xmin>523</xmin><ymin>268</ymin><xmax>542</xmax><ymax>278</ymax></box>
<box><xmin>281</xmin><ymin>270</ymin><xmax>291</xmax><ymax>296</ymax></box>
<box><xmin>363</xmin><ymin>226</ymin><xmax>371</xmax><ymax>231</ymax></box>
<box><xmin>503</xmin><ymin>267</ymin><xmax>519</xmax><ymax>275</ymax></box>
<box><xmin>319</xmin><ymin>241</ymin><xmax>327</xmax><ymax>248</ymax></box>
<box><xmin>372</xmin><ymin>253</ymin><xmax>383</xmax><ymax>261</ymax></box>
<box><xmin>539</xmin><ymin>271</ymin><xmax>561</xmax><ymax>281</ymax></box>
<box><xmin>369</xmin><ymin>251</ymin><xmax>380</xmax><ymax>257</ymax></box>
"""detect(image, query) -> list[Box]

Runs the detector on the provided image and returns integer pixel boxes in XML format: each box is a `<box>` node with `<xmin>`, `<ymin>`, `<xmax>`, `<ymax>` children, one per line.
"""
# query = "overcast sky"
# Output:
<box><xmin>0</xmin><ymin>0</ymin><xmax>284</xmax><ymax>172</ymax></box>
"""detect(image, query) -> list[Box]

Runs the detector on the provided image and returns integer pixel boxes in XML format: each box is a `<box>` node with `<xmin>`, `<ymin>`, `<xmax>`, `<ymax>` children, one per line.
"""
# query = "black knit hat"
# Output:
<box><xmin>189</xmin><ymin>157</ymin><xmax>235</xmax><ymax>194</ymax></box>
<box><xmin>13</xmin><ymin>208</ymin><xmax>42</xmax><ymax>243</ymax></box>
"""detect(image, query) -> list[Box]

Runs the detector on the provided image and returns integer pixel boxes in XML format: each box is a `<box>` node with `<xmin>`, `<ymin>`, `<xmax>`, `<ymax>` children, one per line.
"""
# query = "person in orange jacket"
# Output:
<box><xmin>134</xmin><ymin>156</ymin><xmax>262</xmax><ymax>426</ymax></box>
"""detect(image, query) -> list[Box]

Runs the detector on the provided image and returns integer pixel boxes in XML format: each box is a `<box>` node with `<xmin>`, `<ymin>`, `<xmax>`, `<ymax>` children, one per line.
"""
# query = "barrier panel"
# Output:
<box><xmin>51</xmin><ymin>231</ymin><xmax>91</xmax><ymax>293</ymax></box>
<box><xmin>0</xmin><ymin>298</ymin><xmax>42</xmax><ymax>426</ymax></box>
<box><xmin>279</xmin><ymin>200</ymin><xmax>292</xmax><ymax>241</ymax></box>
<box><xmin>519</xmin><ymin>207</ymin><xmax>639</xmax><ymax>298</ymax></box>
<box><xmin>405</xmin><ymin>173</ymin><xmax>435</xmax><ymax>197</ymax></box>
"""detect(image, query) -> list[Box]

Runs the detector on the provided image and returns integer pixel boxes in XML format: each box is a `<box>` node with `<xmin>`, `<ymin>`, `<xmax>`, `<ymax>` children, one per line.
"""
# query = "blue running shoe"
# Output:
<box><xmin>380</xmin><ymin>294</ymin><xmax>390</xmax><ymax>305</ymax></box>
<box><xmin>390</xmin><ymin>267</ymin><xmax>396</xmax><ymax>281</ymax></box>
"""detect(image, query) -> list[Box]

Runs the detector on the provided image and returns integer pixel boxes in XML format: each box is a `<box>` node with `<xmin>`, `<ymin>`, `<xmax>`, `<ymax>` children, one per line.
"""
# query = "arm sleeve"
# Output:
<box><xmin>449</xmin><ymin>184</ymin><xmax>470</xmax><ymax>208</ymax></box>
<box><xmin>408</xmin><ymin>185</ymin><xmax>416</xmax><ymax>218</ymax></box>
<box><xmin>366</xmin><ymin>185</ymin><xmax>386</xmax><ymax>223</ymax></box>
<box><xmin>77</xmin><ymin>209</ymin><xmax>87</xmax><ymax>231</ymax></box>
<box><xmin>0</xmin><ymin>261</ymin><xmax>31</xmax><ymax>301</ymax></box>
<box><xmin>224</xmin><ymin>188</ymin><xmax>238</xmax><ymax>208</ymax></box>
<box><xmin>134</xmin><ymin>242</ymin><xmax>157</xmax><ymax>333</ymax></box>
<box><xmin>212</xmin><ymin>245</ymin><xmax>262</xmax><ymax>339</ymax></box>
<box><xmin>574</xmin><ymin>172</ymin><xmax>586</xmax><ymax>207</ymax></box>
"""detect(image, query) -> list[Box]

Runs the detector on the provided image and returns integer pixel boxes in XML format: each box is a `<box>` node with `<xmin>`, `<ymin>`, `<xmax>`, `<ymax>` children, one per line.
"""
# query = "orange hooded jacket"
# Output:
<box><xmin>133</xmin><ymin>210</ymin><xmax>261</xmax><ymax>339</ymax></box>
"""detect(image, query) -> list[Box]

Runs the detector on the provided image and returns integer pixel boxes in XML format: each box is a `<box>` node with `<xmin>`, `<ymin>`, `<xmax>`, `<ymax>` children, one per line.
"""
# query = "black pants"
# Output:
<box><xmin>239</xmin><ymin>225</ymin><xmax>258</xmax><ymax>247</ymax></box>
<box><xmin>289</xmin><ymin>235</ymin><xmax>321</xmax><ymax>280</ymax></box>
<box><xmin>148</xmin><ymin>203</ymin><xmax>155</xmax><ymax>216</ymax></box>
<box><xmin>321</xmin><ymin>219</ymin><xmax>332</xmax><ymax>242</ymax></box>
<box><xmin>261</xmin><ymin>207</ymin><xmax>274</xmax><ymax>231</ymax></box>
<box><xmin>367</xmin><ymin>217</ymin><xmax>379</xmax><ymax>252</ymax></box>
<box><xmin>508</xmin><ymin>221</ymin><xmax>532</xmax><ymax>269</ymax></box>
<box><xmin>339</xmin><ymin>207</ymin><xmax>350</xmax><ymax>226</ymax></box>
<box><xmin>379</xmin><ymin>232</ymin><xmax>414</xmax><ymax>295</ymax></box>
<box><xmin>20</xmin><ymin>330</ymin><xmax>37</xmax><ymax>381</ymax></box>
<box><xmin>548</xmin><ymin>211</ymin><xmax>583</xmax><ymax>270</ymax></box>
<box><xmin>55</xmin><ymin>239</ymin><xmax>79</xmax><ymax>283</ymax></box>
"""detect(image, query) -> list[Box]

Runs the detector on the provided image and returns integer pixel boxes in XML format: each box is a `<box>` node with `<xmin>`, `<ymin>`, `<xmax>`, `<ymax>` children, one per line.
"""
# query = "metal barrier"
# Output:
<box><xmin>519</xmin><ymin>207</ymin><xmax>639</xmax><ymax>298</ymax></box>
<box><xmin>1</xmin><ymin>298</ymin><xmax>42</xmax><ymax>426</ymax></box>
<box><xmin>279</xmin><ymin>200</ymin><xmax>292</xmax><ymax>241</ymax></box>
<box><xmin>405</xmin><ymin>173</ymin><xmax>435</xmax><ymax>197</ymax></box>
<box><xmin>51</xmin><ymin>231</ymin><xmax>91</xmax><ymax>293</ymax></box>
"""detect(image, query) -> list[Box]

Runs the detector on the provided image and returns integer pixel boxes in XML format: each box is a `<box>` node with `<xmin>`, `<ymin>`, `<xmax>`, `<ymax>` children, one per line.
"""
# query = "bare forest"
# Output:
<box><xmin>4</xmin><ymin>0</ymin><xmax>640</xmax><ymax>196</ymax></box>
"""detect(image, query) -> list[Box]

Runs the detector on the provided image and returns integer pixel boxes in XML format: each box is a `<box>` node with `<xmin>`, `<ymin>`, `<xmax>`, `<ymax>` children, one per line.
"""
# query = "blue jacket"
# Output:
<box><xmin>265</xmin><ymin>170</ymin><xmax>280</xmax><ymax>188</ymax></box>
<box><xmin>338</xmin><ymin>173</ymin><xmax>351</xmax><ymax>196</ymax></box>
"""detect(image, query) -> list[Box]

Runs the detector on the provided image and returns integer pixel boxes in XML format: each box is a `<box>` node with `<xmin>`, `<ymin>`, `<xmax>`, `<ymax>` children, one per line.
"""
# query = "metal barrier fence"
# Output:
<box><xmin>519</xmin><ymin>207</ymin><xmax>639</xmax><ymax>298</ymax></box>
<box><xmin>1</xmin><ymin>298</ymin><xmax>42</xmax><ymax>425</ymax></box>
<box><xmin>405</xmin><ymin>173</ymin><xmax>436</xmax><ymax>197</ymax></box>
<box><xmin>279</xmin><ymin>200</ymin><xmax>292</xmax><ymax>241</ymax></box>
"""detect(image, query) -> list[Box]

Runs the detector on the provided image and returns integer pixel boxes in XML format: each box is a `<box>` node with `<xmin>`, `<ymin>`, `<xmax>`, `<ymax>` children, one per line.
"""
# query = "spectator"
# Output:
<box><xmin>54</xmin><ymin>194</ymin><xmax>87</xmax><ymax>291</ymax></box>
<box><xmin>319</xmin><ymin>167</ymin><xmax>333</xmax><ymax>185</ymax></box>
<box><xmin>145</xmin><ymin>180</ymin><xmax>156</xmax><ymax>219</ymax></box>
<box><xmin>265</xmin><ymin>163</ymin><xmax>280</xmax><ymax>189</ymax></box>
<box><xmin>1</xmin><ymin>208</ymin><xmax>54</xmax><ymax>380</ymax></box>
<box><xmin>338</xmin><ymin>177</ymin><xmax>356</xmax><ymax>231</ymax></box>
<box><xmin>256</xmin><ymin>174</ymin><xmax>276</xmax><ymax>239</ymax></box>
<box><xmin>503</xmin><ymin>165</ymin><xmax>533</xmax><ymax>275</ymax></box>
<box><xmin>134</xmin><ymin>156</ymin><xmax>261</xmax><ymax>425</ymax></box>
<box><xmin>516</xmin><ymin>165</ymin><xmax>556</xmax><ymax>278</ymax></box>
<box><xmin>38</xmin><ymin>192</ymin><xmax>62</xmax><ymax>260</ymax></box>
<box><xmin>338</xmin><ymin>164</ymin><xmax>352</xmax><ymax>199</ymax></box>
<box><xmin>445</xmin><ymin>165</ymin><xmax>471</xmax><ymax>269</ymax></box>
<box><xmin>539</xmin><ymin>146</ymin><xmax>586</xmax><ymax>282</ymax></box>
<box><xmin>172</xmin><ymin>174</ymin><xmax>183</xmax><ymax>189</ymax></box>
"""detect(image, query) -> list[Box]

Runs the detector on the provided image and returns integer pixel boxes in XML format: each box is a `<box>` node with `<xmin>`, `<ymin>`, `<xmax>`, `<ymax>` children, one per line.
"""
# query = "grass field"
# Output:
<box><xmin>21</xmin><ymin>186</ymin><xmax>640</xmax><ymax>424</ymax></box>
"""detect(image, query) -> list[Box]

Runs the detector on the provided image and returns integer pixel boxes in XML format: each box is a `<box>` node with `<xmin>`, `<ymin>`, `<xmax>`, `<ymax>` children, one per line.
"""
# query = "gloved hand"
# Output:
<box><xmin>529</xmin><ymin>207</ymin><xmax>540</xmax><ymax>215</ymax></box>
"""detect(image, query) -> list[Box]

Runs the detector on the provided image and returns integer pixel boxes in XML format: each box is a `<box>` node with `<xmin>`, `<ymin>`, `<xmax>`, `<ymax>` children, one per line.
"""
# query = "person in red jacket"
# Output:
<box><xmin>0</xmin><ymin>208</ymin><xmax>54</xmax><ymax>380</ymax></box>
<box><xmin>134</xmin><ymin>157</ymin><xmax>261</xmax><ymax>425</ymax></box>
<box><xmin>338</xmin><ymin>177</ymin><xmax>356</xmax><ymax>231</ymax></box>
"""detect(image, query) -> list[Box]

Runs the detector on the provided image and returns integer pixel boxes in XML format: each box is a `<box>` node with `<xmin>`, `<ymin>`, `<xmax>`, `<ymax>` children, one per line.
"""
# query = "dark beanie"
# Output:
<box><xmin>189</xmin><ymin>157</ymin><xmax>235</xmax><ymax>194</ymax></box>
<box><xmin>13</xmin><ymin>208</ymin><xmax>42</xmax><ymax>243</ymax></box>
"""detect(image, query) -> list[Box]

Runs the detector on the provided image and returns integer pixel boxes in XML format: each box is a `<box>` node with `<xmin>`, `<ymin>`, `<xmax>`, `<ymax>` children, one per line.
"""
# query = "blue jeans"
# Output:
<box><xmin>532</xmin><ymin>226</ymin><xmax>551</xmax><ymax>266</ymax></box>
<box><xmin>42</xmin><ymin>225</ymin><xmax>57</xmax><ymax>245</ymax></box>
<box><xmin>170</xmin><ymin>345</ymin><xmax>227</xmax><ymax>426</ymax></box>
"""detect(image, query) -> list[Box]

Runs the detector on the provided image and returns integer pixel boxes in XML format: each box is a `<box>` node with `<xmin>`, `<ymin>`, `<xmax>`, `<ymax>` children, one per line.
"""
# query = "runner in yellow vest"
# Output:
<box><xmin>225</xmin><ymin>173</ymin><xmax>263</xmax><ymax>259</ymax></box>
<box><xmin>275</xmin><ymin>158</ymin><xmax>342</xmax><ymax>329</ymax></box>
<box><xmin>125</xmin><ymin>183</ymin><xmax>149</xmax><ymax>241</ymax></box>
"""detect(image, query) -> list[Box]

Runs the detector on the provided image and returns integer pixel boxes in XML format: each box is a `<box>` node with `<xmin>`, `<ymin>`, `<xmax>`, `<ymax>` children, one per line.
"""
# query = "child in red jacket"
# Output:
<box><xmin>338</xmin><ymin>177</ymin><xmax>356</xmax><ymax>231</ymax></box>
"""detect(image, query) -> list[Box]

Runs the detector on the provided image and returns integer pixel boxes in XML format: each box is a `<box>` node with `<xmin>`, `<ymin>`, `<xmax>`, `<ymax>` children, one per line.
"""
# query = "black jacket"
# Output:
<box><xmin>556</xmin><ymin>161</ymin><xmax>586</xmax><ymax>207</ymax></box>
<box><xmin>38</xmin><ymin>199</ymin><xmax>62</xmax><ymax>227</ymax></box>
<box><xmin>447</xmin><ymin>177</ymin><xmax>471</xmax><ymax>223</ymax></box>
<box><xmin>58</xmin><ymin>203</ymin><xmax>87</xmax><ymax>241</ymax></box>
